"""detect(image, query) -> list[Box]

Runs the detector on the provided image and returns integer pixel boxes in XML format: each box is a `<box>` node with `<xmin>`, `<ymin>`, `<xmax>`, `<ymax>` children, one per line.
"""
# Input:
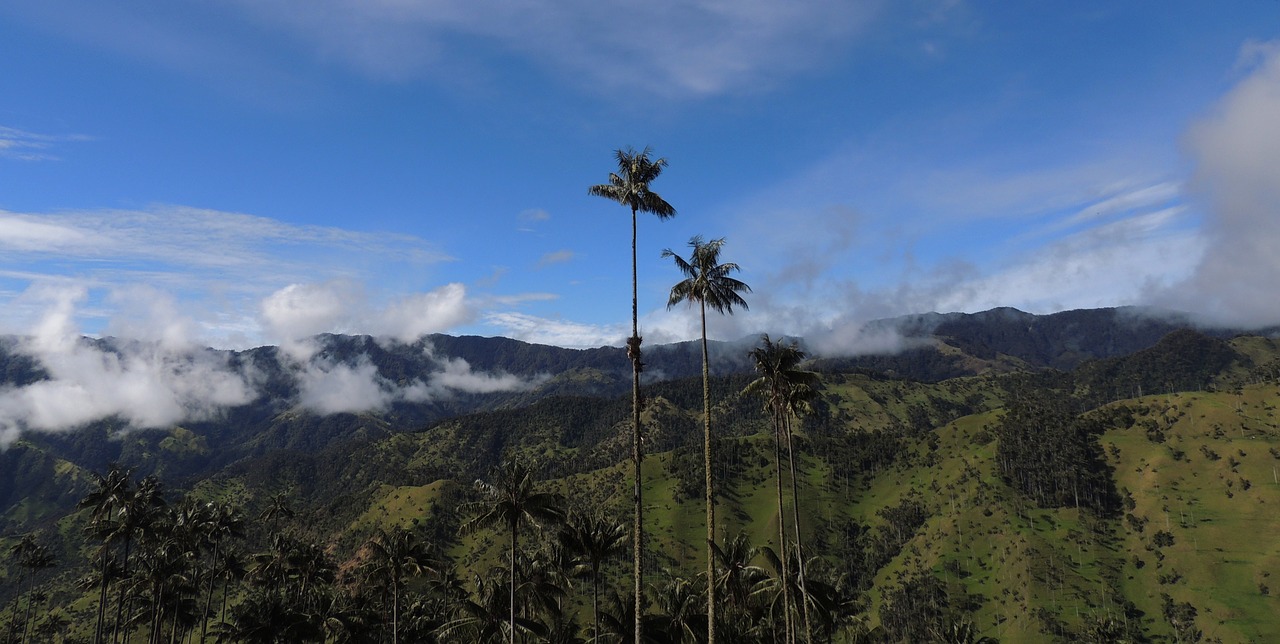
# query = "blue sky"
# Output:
<box><xmin>2</xmin><ymin>1</ymin><xmax>1279</xmax><ymax>352</ymax></box>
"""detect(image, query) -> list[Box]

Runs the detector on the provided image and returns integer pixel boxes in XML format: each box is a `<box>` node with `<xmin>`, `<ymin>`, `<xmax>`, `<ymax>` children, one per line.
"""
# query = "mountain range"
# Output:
<box><xmin>2</xmin><ymin>305</ymin><xmax>1279</xmax><ymax>641</ymax></box>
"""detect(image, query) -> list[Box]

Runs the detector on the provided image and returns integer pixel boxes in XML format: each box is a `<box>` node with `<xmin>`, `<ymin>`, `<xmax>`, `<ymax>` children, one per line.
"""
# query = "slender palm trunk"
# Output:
<box><xmin>7</xmin><ymin>576</ymin><xmax>19</xmax><ymax>644</ymax></box>
<box><xmin>112</xmin><ymin>537</ymin><xmax>132</xmax><ymax>644</ymax></box>
<box><xmin>509</xmin><ymin>517</ymin><xmax>518</xmax><ymax>644</ymax></box>
<box><xmin>150</xmin><ymin>587</ymin><xmax>162</xmax><ymax>644</ymax></box>
<box><xmin>392</xmin><ymin>581</ymin><xmax>400</xmax><ymax>644</ymax></box>
<box><xmin>201</xmin><ymin>538</ymin><xmax>219</xmax><ymax>643</ymax></box>
<box><xmin>95</xmin><ymin>551</ymin><xmax>110</xmax><ymax>644</ymax></box>
<box><xmin>629</xmin><ymin>204</ymin><xmax>645</xmax><ymax>644</ymax></box>
<box><xmin>700</xmin><ymin>301</ymin><xmax>717</xmax><ymax>644</ymax></box>
<box><xmin>784</xmin><ymin>412</ymin><xmax>812</xmax><ymax>643</ymax></box>
<box><xmin>771</xmin><ymin>405</ymin><xmax>793</xmax><ymax>644</ymax></box>
<box><xmin>21</xmin><ymin>571</ymin><xmax>33</xmax><ymax>644</ymax></box>
<box><xmin>591</xmin><ymin>563</ymin><xmax>600</xmax><ymax>644</ymax></box>
<box><xmin>220</xmin><ymin>573</ymin><xmax>230</xmax><ymax>629</ymax></box>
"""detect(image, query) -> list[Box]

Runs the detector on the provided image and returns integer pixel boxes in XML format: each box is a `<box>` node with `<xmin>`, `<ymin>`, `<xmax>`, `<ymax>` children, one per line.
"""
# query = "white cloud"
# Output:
<box><xmin>103</xmin><ymin>285</ymin><xmax>202</xmax><ymax>351</ymax></box>
<box><xmin>1161</xmin><ymin>39</ymin><xmax>1280</xmax><ymax>327</ymax></box>
<box><xmin>0</xmin><ymin>285</ymin><xmax>257</xmax><ymax>448</ymax></box>
<box><xmin>228</xmin><ymin>0</ymin><xmax>882</xmax><ymax>97</ymax></box>
<box><xmin>1044</xmin><ymin>181</ymin><xmax>1182</xmax><ymax>235</ymax></box>
<box><xmin>8</xmin><ymin>1</ymin><xmax>882</xmax><ymax>100</ymax></box>
<box><xmin>0</xmin><ymin>205</ymin><xmax>453</xmax><ymax>347</ymax></box>
<box><xmin>0</xmin><ymin>206</ymin><xmax>449</xmax><ymax>275</ymax></box>
<box><xmin>0</xmin><ymin>125</ymin><xmax>89</xmax><ymax>161</ymax></box>
<box><xmin>936</xmin><ymin>215</ymin><xmax>1202</xmax><ymax>315</ymax></box>
<box><xmin>260</xmin><ymin>281</ymin><xmax>474</xmax><ymax>353</ymax></box>
<box><xmin>261</xmin><ymin>281</ymin><xmax>360</xmax><ymax>351</ymax></box>
<box><xmin>292</xmin><ymin>344</ymin><xmax>539</xmax><ymax>414</ymax></box>
<box><xmin>537</xmin><ymin>250</ymin><xmax>574</xmax><ymax>268</ymax></box>
<box><xmin>295</xmin><ymin>357</ymin><xmax>392</xmax><ymax>414</ymax></box>
<box><xmin>0</xmin><ymin>213</ymin><xmax>93</xmax><ymax>250</ymax></box>
<box><xmin>807</xmin><ymin>321</ymin><xmax>922</xmax><ymax>358</ymax></box>
<box><xmin>519</xmin><ymin>208</ymin><xmax>550</xmax><ymax>223</ymax></box>
<box><xmin>375</xmin><ymin>283</ymin><xmax>473</xmax><ymax>342</ymax></box>
<box><xmin>483</xmin><ymin>311</ymin><xmax>624</xmax><ymax>348</ymax></box>
<box><xmin>402</xmin><ymin>353</ymin><xmax>542</xmax><ymax>402</ymax></box>
<box><xmin>0</xmin><ymin>282</ymin><xmax>534</xmax><ymax>436</ymax></box>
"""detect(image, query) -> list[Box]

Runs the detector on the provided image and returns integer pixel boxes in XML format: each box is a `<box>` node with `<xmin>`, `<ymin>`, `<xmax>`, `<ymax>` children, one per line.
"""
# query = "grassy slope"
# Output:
<box><xmin>1104</xmin><ymin>385</ymin><xmax>1280</xmax><ymax>642</ymax></box>
<box><xmin>441</xmin><ymin>372</ymin><xmax>1280</xmax><ymax>640</ymax></box>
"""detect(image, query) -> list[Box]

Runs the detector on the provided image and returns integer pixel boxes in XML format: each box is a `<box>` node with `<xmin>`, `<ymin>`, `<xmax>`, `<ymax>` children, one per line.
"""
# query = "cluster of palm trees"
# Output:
<box><xmin>592</xmin><ymin>147</ymin><xmax>823</xmax><ymax>644</ymax></box>
<box><xmin>7</xmin><ymin>532</ymin><xmax>56</xmax><ymax>643</ymax></box>
<box><xmin>3</xmin><ymin>146</ymin><xmax>836</xmax><ymax>643</ymax></box>
<box><xmin>454</xmin><ymin>458</ymin><xmax>849</xmax><ymax>644</ymax></box>
<box><xmin>71</xmin><ymin>465</ymin><xmax>248</xmax><ymax>643</ymax></box>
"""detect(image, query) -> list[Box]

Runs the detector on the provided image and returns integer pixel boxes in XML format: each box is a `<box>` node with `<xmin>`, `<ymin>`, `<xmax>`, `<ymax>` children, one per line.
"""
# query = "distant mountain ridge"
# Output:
<box><xmin>0</xmin><ymin>305</ymin><xmax>1273</xmax><ymax>518</ymax></box>
<box><xmin>814</xmin><ymin>306</ymin><xmax>1275</xmax><ymax>381</ymax></box>
<box><xmin>5</xmin><ymin>307</ymin><xmax>1280</xmax><ymax>641</ymax></box>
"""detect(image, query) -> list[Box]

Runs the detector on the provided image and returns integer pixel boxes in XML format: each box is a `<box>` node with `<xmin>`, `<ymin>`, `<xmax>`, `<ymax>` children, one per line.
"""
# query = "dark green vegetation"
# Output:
<box><xmin>3</xmin><ymin>309</ymin><xmax>1280</xmax><ymax>642</ymax></box>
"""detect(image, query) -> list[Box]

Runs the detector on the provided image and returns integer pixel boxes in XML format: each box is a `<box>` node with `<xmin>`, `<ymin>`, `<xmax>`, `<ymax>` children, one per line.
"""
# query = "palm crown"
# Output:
<box><xmin>663</xmin><ymin>236</ymin><xmax>751</xmax><ymax>315</ymax></box>
<box><xmin>587</xmin><ymin>146</ymin><xmax>676</xmax><ymax>220</ymax></box>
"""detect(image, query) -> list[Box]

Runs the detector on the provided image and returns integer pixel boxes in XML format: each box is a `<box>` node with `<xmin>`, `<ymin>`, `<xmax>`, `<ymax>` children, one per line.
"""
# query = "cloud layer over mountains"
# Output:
<box><xmin>0</xmin><ymin>285</ymin><xmax>540</xmax><ymax>448</ymax></box>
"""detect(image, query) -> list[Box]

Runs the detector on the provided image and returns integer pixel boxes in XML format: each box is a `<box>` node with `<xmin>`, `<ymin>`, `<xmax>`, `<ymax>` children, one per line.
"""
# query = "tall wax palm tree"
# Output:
<box><xmin>710</xmin><ymin>533</ymin><xmax>767</xmax><ymax>617</ymax></box>
<box><xmin>514</xmin><ymin>549</ymin><xmax>568</xmax><ymax>628</ymax></box>
<box><xmin>652</xmin><ymin>575</ymin><xmax>707</xmax><ymax>644</ymax></box>
<box><xmin>199</xmin><ymin>501</ymin><xmax>245</xmax><ymax>642</ymax></box>
<box><xmin>663</xmin><ymin>235</ymin><xmax>749</xmax><ymax>644</ymax></box>
<box><xmin>558</xmin><ymin>508</ymin><xmax>628</xmax><ymax>644</ymax></box>
<box><xmin>79</xmin><ymin>463</ymin><xmax>134</xmax><ymax>644</ymax></box>
<box><xmin>360</xmin><ymin>526</ymin><xmax>436</xmax><ymax>644</ymax></box>
<box><xmin>589</xmin><ymin>146</ymin><xmax>676</xmax><ymax>643</ymax></box>
<box><xmin>462</xmin><ymin>460</ymin><xmax>565</xmax><ymax>644</ymax></box>
<box><xmin>110</xmin><ymin>474</ymin><xmax>167</xmax><ymax>644</ymax></box>
<box><xmin>745</xmin><ymin>335</ymin><xmax>817</xmax><ymax>644</ymax></box>
<box><xmin>441</xmin><ymin>575</ymin><xmax>546</xmax><ymax>643</ymax></box>
<box><xmin>258</xmin><ymin>492</ymin><xmax>295</xmax><ymax>535</ymax></box>
<box><xmin>9</xmin><ymin>533</ymin><xmax>55</xmax><ymax>644</ymax></box>
<box><xmin>782</xmin><ymin>380</ymin><xmax>818</xmax><ymax>643</ymax></box>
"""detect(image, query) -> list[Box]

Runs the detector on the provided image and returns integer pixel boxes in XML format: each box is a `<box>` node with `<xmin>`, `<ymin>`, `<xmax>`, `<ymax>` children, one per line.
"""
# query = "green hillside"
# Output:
<box><xmin>2</xmin><ymin>329</ymin><xmax>1279</xmax><ymax>642</ymax></box>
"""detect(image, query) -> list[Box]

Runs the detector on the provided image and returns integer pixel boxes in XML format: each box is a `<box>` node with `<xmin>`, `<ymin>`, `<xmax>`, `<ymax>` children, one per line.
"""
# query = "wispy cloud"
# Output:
<box><xmin>537</xmin><ymin>250</ymin><xmax>574</xmax><ymax>268</ymax></box>
<box><xmin>0</xmin><ymin>205</ymin><xmax>457</xmax><ymax>346</ymax></box>
<box><xmin>8</xmin><ymin>1</ymin><xmax>883</xmax><ymax>101</ymax></box>
<box><xmin>0</xmin><ymin>125</ymin><xmax>90</xmax><ymax>161</ymax></box>
<box><xmin>482</xmin><ymin>311</ymin><xmax>624</xmax><ymax>348</ymax></box>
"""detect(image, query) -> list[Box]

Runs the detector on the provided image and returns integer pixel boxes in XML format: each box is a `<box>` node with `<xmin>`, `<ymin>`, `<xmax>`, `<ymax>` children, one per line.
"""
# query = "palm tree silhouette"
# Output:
<box><xmin>558</xmin><ymin>508</ymin><xmax>628</xmax><ymax>643</ymax></box>
<box><xmin>111</xmin><ymin>474</ymin><xmax>167</xmax><ymax>644</ymax></box>
<box><xmin>198</xmin><ymin>501</ymin><xmax>245</xmax><ymax>642</ymax></box>
<box><xmin>589</xmin><ymin>145</ymin><xmax>676</xmax><ymax>643</ymax></box>
<box><xmin>746</xmin><ymin>335</ymin><xmax>817</xmax><ymax>644</ymax></box>
<box><xmin>462</xmin><ymin>460</ymin><xmax>565</xmax><ymax>644</ymax></box>
<box><xmin>79</xmin><ymin>463</ymin><xmax>134</xmax><ymax>644</ymax></box>
<box><xmin>663</xmin><ymin>235</ymin><xmax>750</xmax><ymax>644</ymax></box>
<box><xmin>359</xmin><ymin>526</ymin><xmax>437</xmax><ymax>644</ymax></box>
<box><xmin>442</xmin><ymin>574</ymin><xmax>547</xmax><ymax>643</ymax></box>
<box><xmin>9</xmin><ymin>533</ymin><xmax>55</xmax><ymax>644</ymax></box>
<box><xmin>710</xmin><ymin>532</ymin><xmax>767</xmax><ymax>616</ymax></box>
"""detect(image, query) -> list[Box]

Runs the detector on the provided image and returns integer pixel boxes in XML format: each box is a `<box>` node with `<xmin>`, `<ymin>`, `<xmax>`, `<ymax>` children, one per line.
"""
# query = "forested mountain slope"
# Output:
<box><xmin>1</xmin><ymin>310</ymin><xmax>1278</xmax><ymax>641</ymax></box>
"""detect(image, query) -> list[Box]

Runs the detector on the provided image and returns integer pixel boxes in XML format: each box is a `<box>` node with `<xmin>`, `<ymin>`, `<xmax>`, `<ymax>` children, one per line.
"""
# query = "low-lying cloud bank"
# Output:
<box><xmin>0</xmin><ymin>286</ymin><xmax>258</xmax><ymax>448</ymax></box>
<box><xmin>0</xmin><ymin>284</ymin><xmax>541</xmax><ymax>448</ymax></box>
<box><xmin>289</xmin><ymin>347</ymin><xmax>543</xmax><ymax>416</ymax></box>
